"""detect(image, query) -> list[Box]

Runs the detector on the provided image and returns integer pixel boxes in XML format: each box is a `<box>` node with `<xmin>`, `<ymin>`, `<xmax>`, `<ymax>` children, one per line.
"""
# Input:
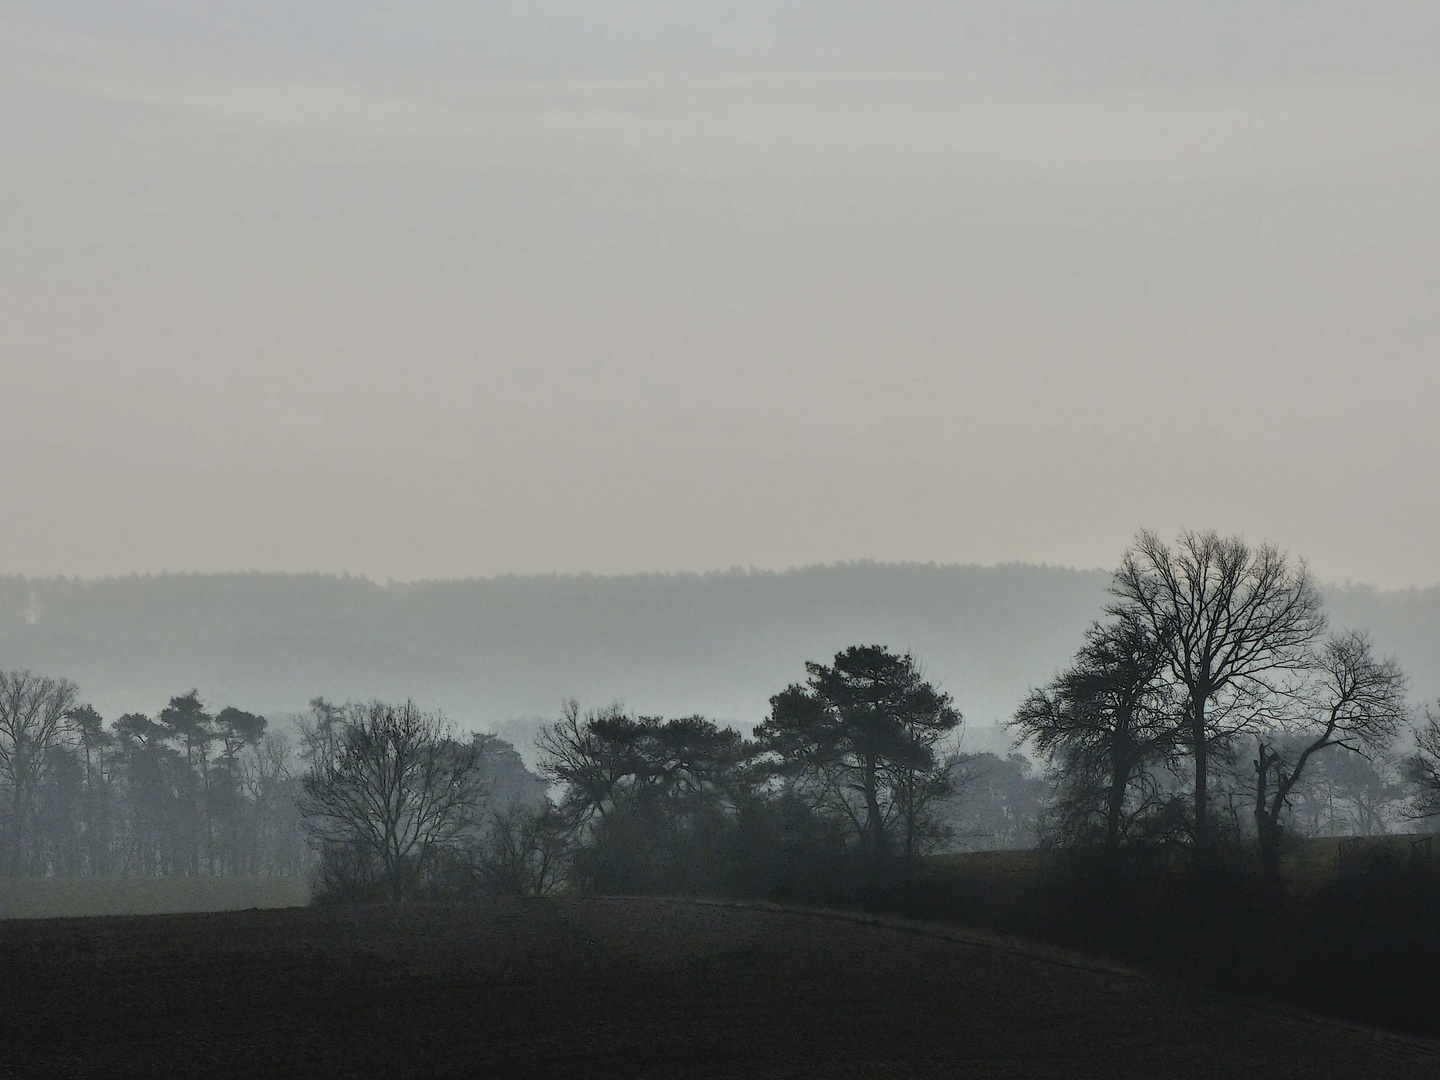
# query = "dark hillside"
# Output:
<box><xmin>2</xmin><ymin>897</ymin><xmax>1437</xmax><ymax>1078</ymax></box>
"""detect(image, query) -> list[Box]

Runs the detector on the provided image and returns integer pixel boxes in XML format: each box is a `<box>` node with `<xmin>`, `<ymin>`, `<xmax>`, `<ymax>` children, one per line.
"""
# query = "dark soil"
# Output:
<box><xmin>2</xmin><ymin>897</ymin><xmax>1437</xmax><ymax>1078</ymax></box>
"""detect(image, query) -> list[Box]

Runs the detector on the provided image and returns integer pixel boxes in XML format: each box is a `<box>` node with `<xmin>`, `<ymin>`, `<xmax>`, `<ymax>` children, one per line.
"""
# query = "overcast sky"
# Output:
<box><xmin>3</xmin><ymin>2</ymin><xmax>1438</xmax><ymax>587</ymax></box>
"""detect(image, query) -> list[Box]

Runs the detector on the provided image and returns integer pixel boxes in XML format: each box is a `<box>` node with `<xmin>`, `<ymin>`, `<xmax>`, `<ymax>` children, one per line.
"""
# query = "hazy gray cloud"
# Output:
<box><xmin>3</xmin><ymin>4</ymin><xmax>1438</xmax><ymax>585</ymax></box>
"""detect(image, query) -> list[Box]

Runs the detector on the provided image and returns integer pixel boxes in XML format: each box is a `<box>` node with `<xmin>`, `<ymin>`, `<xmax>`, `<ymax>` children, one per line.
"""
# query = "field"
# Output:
<box><xmin>2</xmin><ymin>896</ymin><xmax>1438</xmax><ymax>1078</ymax></box>
<box><xmin>0</xmin><ymin>875</ymin><xmax>310</xmax><ymax>920</ymax></box>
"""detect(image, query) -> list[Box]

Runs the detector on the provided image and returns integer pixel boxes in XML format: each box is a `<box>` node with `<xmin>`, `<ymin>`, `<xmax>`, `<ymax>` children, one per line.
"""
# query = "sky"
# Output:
<box><xmin>3</xmin><ymin>2</ymin><xmax>1439</xmax><ymax>588</ymax></box>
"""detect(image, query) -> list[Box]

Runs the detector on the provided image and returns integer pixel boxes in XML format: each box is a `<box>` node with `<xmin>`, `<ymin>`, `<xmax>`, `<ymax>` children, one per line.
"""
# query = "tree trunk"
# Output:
<box><xmin>1107</xmin><ymin>736</ymin><xmax>1134</xmax><ymax>851</ymax></box>
<box><xmin>1253</xmin><ymin>741</ymin><xmax>1285</xmax><ymax>902</ymax></box>
<box><xmin>10</xmin><ymin>774</ymin><xmax>31</xmax><ymax>875</ymax></box>
<box><xmin>902</xmin><ymin>768</ymin><xmax>917</xmax><ymax>870</ymax></box>
<box><xmin>1106</xmin><ymin>774</ymin><xmax>1127</xmax><ymax>851</ymax></box>
<box><xmin>863</xmin><ymin>756</ymin><xmax>887</xmax><ymax>858</ymax></box>
<box><xmin>1192</xmin><ymin>698</ymin><xmax>1209</xmax><ymax>849</ymax></box>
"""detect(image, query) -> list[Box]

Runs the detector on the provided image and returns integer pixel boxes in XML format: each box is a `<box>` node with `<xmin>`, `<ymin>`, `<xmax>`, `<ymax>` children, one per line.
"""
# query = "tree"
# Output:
<box><xmin>535</xmin><ymin>703</ymin><xmax>753</xmax><ymax>895</ymax></box>
<box><xmin>299</xmin><ymin>701</ymin><xmax>490</xmax><ymax>901</ymax></box>
<box><xmin>113</xmin><ymin>712</ymin><xmax>186</xmax><ymax>875</ymax></box>
<box><xmin>756</xmin><ymin>645</ymin><xmax>961</xmax><ymax>865</ymax></box>
<box><xmin>64</xmin><ymin>703</ymin><xmax>114</xmax><ymax>875</ymax></box>
<box><xmin>1012</xmin><ymin>613</ymin><xmax>1177</xmax><ymax>849</ymax></box>
<box><xmin>1316</xmin><ymin>747</ymin><xmax>1409</xmax><ymax>837</ymax></box>
<box><xmin>1109</xmin><ymin>530</ymin><xmax>1326</xmax><ymax>846</ymax></box>
<box><xmin>1251</xmin><ymin>630</ymin><xmax>1407</xmax><ymax>878</ymax></box>
<box><xmin>534</xmin><ymin>702</ymin><xmax>654</xmax><ymax>829</ymax></box>
<box><xmin>477</xmin><ymin>799</ymin><xmax>571</xmax><ymax>896</ymax></box>
<box><xmin>210</xmin><ymin>707</ymin><xmax>268</xmax><ymax>873</ymax></box>
<box><xmin>537</xmin><ymin>703</ymin><xmax>749</xmax><ymax>822</ymax></box>
<box><xmin>1406</xmin><ymin>704</ymin><xmax>1440</xmax><ymax>823</ymax></box>
<box><xmin>0</xmin><ymin>677</ymin><xmax>314</xmax><ymax>880</ymax></box>
<box><xmin>0</xmin><ymin>671</ymin><xmax>80</xmax><ymax>873</ymax></box>
<box><xmin>158</xmin><ymin>691</ymin><xmax>216</xmax><ymax>874</ymax></box>
<box><xmin>472</xmin><ymin>734</ymin><xmax>549</xmax><ymax>814</ymax></box>
<box><xmin>240</xmin><ymin>730</ymin><xmax>309</xmax><ymax>877</ymax></box>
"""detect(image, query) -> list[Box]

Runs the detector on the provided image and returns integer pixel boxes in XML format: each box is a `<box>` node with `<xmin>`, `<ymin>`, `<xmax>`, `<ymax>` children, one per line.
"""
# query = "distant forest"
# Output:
<box><xmin>2</xmin><ymin>564</ymin><xmax>1436</xmax><ymax>754</ymax></box>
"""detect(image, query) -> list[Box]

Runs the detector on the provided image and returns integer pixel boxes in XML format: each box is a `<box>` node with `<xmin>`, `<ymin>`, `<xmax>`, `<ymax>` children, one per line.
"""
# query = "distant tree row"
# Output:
<box><xmin>0</xmin><ymin>681</ymin><xmax>541</xmax><ymax>883</ymax></box>
<box><xmin>294</xmin><ymin>646</ymin><xmax>973</xmax><ymax>902</ymax></box>
<box><xmin>0</xmin><ymin>676</ymin><xmax>304</xmax><ymax>877</ymax></box>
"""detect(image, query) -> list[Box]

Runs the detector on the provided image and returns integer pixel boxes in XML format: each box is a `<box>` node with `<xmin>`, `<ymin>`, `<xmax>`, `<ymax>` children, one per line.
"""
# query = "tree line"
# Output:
<box><xmin>301</xmin><ymin>646</ymin><xmax>975</xmax><ymax>902</ymax></box>
<box><xmin>0</xmin><ymin>677</ymin><xmax>308</xmax><ymax>878</ymax></box>
<box><xmin>298</xmin><ymin>532</ymin><xmax>1440</xmax><ymax>903</ymax></box>
<box><xmin>3</xmin><ymin>529</ymin><xmax>1438</xmax><ymax>900</ymax></box>
<box><xmin>0</xmin><ymin>643</ymin><xmax>1033</xmax><ymax>896</ymax></box>
<box><xmin>0</xmin><ymin>648</ymin><xmax>1025</xmax><ymax>898</ymax></box>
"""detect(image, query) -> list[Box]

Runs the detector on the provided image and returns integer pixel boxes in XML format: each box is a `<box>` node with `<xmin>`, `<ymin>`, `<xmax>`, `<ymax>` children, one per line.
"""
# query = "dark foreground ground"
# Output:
<box><xmin>2</xmin><ymin>897</ymin><xmax>1438</xmax><ymax>1079</ymax></box>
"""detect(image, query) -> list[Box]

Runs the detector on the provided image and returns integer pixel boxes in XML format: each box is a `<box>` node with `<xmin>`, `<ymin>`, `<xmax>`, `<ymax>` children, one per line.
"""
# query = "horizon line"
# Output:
<box><xmin>2</xmin><ymin>560</ymin><xmax>1434</xmax><ymax>594</ymax></box>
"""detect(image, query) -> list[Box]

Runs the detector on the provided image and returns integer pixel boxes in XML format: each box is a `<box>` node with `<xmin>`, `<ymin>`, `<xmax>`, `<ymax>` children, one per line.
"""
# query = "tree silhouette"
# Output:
<box><xmin>1407</xmin><ymin>704</ymin><xmax>1440</xmax><ymax>823</ymax></box>
<box><xmin>536</xmin><ymin>703</ymin><xmax>754</xmax><ymax>894</ymax></box>
<box><xmin>1109</xmin><ymin>530</ymin><xmax>1325</xmax><ymax>847</ymax></box>
<box><xmin>1251</xmin><ymin>630</ymin><xmax>1407</xmax><ymax>880</ymax></box>
<box><xmin>0</xmin><ymin>671</ymin><xmax>80</xmax><ymax>873</ymax></box>
<box><xmin>300</xmin><ymin>701</ymin><xmax>490</xmax><ymax>901</ymax></box>
<box><xmin>1012</xmin><ymin>612</ymin><xmax>1178</xmax><ymax>849</ymax></box>
<box><xmin>757</xmin><ymin>645</ymin><xmax>960</xmax><ymax>865</ymax></box>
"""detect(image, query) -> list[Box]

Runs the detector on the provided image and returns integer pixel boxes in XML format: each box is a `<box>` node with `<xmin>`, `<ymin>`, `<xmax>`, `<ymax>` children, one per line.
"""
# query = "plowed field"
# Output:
<box><xmin>2</xmin><ymin>897</ymin><xmax>1436</xmax><ymax>1078</ymax></box>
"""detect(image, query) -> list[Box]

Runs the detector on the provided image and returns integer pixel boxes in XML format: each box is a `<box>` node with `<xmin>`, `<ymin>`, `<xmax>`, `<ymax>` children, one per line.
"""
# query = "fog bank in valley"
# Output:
<box><xmin>3</xmin><ymin>564</ymin><xmax>1436</xmax><ymax>757</ymax></box>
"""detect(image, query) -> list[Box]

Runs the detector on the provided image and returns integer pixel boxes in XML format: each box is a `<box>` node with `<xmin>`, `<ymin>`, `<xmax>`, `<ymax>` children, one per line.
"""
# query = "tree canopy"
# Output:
<box><xmin>756</xmin><ymin>645</ymin><xmax>961</xmax><ymax>862</ymax></box>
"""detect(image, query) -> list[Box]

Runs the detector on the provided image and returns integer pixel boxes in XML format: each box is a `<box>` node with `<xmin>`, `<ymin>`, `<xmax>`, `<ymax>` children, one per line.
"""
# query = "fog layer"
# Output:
<box><xmin>3</xmin><ymin>566</ymin><xmax>1436</xmax><ymax>754</ymax></box>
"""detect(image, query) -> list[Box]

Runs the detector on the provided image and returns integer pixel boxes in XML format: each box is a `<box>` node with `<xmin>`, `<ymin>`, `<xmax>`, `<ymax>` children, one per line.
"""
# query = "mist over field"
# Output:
<box><xmin>3</xmin><ymin>564</ymin><xmax>1437</xmax><ymax>755</ymax></box>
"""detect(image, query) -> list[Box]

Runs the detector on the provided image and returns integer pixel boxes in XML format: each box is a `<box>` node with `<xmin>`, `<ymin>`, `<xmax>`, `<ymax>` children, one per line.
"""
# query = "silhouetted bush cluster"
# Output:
<box><xmin>555</xmin><ymin>782</ymin><xmax>860</xmax><ymax>903</ymax></box>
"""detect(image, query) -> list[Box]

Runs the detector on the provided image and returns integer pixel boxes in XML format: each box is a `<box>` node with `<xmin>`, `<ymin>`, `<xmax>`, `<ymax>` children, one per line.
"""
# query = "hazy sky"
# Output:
<box><xmin>4</xmin><ymin>3</ymin><xmax>1439</xmax><ymax>587</ymax></box>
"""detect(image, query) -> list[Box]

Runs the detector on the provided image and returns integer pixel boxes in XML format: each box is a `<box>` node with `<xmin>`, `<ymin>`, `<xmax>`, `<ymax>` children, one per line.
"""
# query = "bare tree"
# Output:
<box><xmin>240</xmin><ymin>730</ymin><xmax>308</xmax><ymax>876</ymax></box>
<box><xmin>1407</xmin><ymin>704</ymin><xmax>1440</xmax><ymax>823</ymax></box>
<box><xmin>1109</xmin><ymin>530</ymin><xmax>1326</xmax><ymax>846</ymax></box>
<box><xmin>1012</xmin><ymin>612</ymin><xmax>1178</xmax><ymax>849</ymax></box>
<box><xmin>300</xmin><ymin>701</ymin><xmax>490</xmax><ymax>901</ymax></box>
<box><xmin>0</xmin><ymin>671</ymin><xmax>80</xmax><ymax>873</ymax></box>
<box><xmin>1252</xmin><ymin>630</ymin><xmax>1408</xmax><ymax>879</ymax></box>
<box><xmin>534</xmin><ymin>701</ymin><xmax>646</xmax><ymax>830</ymax></box>
<box><xmin>477</xmin><ymin>800</ymin><xmax>570</xmax><ymax>896</ymax></box>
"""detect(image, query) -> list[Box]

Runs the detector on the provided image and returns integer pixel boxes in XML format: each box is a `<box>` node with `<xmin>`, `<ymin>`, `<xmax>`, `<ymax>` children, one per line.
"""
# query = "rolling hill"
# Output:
<box><xmin>2</xmin><ymin>896</ymin><xmax>1438</xmax><ymax>1078</ymax></box>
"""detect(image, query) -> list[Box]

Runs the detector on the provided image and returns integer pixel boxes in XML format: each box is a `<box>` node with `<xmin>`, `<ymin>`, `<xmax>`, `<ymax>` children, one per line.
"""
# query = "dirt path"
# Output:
<box><xmin>1</xmin><ymin>896</ymin><xmax>1436</xmax><ymax>1078</ymax></box>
